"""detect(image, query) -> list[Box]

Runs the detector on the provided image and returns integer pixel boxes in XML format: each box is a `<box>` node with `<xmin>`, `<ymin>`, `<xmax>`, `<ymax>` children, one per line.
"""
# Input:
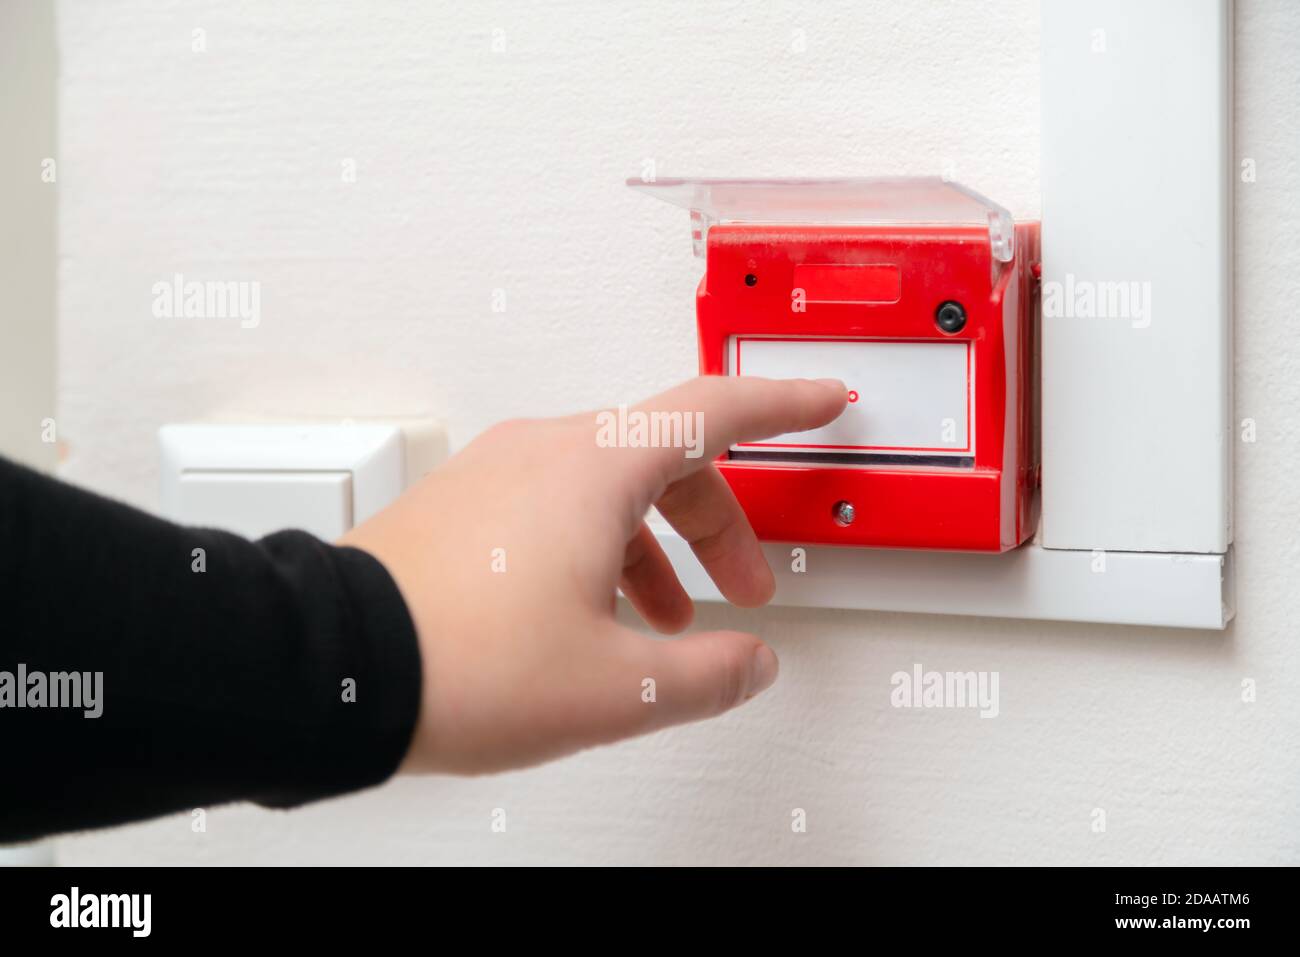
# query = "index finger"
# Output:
<box><xmin>622</xmin><ymin>375</ymin><xmax>848</xmax><ymax>492</ymax></box>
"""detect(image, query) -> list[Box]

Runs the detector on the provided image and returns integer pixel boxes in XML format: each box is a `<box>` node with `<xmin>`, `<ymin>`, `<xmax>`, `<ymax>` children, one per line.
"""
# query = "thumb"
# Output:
<box><xmin>616</xmin><ymin>627</ymin><xmax>780</xmax><ymax>734</ymax></box>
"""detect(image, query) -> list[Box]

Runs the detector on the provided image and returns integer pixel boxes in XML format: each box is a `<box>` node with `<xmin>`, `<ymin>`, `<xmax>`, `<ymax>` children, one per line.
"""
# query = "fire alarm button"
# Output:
<box><xmin>630</xmin><ymin>177</ymin><xmax>1040</xmax><ymax>552</ymax></box>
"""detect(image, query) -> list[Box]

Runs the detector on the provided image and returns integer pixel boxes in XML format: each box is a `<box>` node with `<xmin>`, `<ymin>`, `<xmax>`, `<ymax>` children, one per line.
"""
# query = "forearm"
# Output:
<box><xmin>0</xmin><ymin>456</ymin><xmax>421</xmax><ymax>842</ymax></box>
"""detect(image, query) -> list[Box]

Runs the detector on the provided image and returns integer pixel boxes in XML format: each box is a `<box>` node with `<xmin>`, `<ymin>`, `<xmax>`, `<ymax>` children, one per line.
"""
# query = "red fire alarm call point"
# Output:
<box><xmin>629</xmin><ymin>177</ymin><xmax>1040</xmax><ymax>552</ymax></box>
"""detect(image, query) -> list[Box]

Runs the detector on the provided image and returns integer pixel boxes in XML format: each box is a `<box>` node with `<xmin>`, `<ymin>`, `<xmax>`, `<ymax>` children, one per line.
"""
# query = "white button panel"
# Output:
<box><xmin>728</xmin><ymin>336</ymin><xmax>972</xmax><ymax>455</ymax></box>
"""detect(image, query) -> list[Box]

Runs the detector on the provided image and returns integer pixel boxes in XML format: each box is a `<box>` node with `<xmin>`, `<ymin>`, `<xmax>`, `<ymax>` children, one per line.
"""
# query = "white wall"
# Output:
<box><xmin>53</xmin><ymin>1</ymin><xmax>1298</xmax><ymax>865</ymax></box>
<box><xmin>0</xmin><ymin>0</ymin><xmax>57</xmax><ymax>473</ymax></box>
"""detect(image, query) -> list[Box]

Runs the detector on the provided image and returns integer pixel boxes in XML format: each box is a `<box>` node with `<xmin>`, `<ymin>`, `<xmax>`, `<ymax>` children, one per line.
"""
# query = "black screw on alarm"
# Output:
<box><xmin>744</xmin><ymin>273</ymin><xmax>758</xmax><ymax>287</ymax></box>
<box><xmin>935</xmin><ymin>300</ymin><xmax>966</xmax><ymax>334</ymax></box>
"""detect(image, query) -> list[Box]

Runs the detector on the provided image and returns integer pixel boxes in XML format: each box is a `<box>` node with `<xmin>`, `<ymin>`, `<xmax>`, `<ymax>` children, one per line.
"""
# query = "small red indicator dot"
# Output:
<box><xmin>847</xmin><ymin>390</ymin><xmax>859</xmax><ymax>403</ymax></box>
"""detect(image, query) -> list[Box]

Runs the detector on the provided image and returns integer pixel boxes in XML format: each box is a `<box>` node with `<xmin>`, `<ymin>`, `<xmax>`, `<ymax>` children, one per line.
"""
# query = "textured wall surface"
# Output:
<box><xmin>0</xmin><ymin>0</ymin><xmax>57</xmax><ymax>473</ymax></box>
<box><xmin>53</xmin><ymin>1</ymin><xmax>1298</xmax><ymax>865</ymax></box>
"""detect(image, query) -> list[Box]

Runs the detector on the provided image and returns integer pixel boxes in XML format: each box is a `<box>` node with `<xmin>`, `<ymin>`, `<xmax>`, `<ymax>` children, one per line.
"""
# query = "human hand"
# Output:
<box><xmin>339</xmin><ymin>375</ymin><xmax>847</xmax><ymax>774</ymax></box>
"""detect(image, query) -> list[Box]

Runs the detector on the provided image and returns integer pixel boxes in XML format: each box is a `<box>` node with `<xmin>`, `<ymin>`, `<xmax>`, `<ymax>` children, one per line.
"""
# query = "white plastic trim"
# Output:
<box><xmin>652</xmin><ymin>524</ymin><xmax>1233</xmax><ymax>631</ymax></box>
<box><xmin>1040</xmin><ymin>0</ymin><xmax>1233</xmax><ymax>553</ymax></box>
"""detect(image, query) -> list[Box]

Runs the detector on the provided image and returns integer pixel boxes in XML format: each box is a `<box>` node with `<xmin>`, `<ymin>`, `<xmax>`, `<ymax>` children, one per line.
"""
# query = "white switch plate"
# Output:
<box><xmin>158</xmin><ymin>421</ymin><xmax>445</xmax><ymax>540</ymax></box>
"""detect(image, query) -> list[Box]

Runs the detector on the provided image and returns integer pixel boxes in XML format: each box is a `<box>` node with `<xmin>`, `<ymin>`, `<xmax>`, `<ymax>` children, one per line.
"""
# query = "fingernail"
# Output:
<box><xmin>813</xmin><ymin>378</ymin><xmax>847</xmax><ymax>393</ymax></box>
<box><xmin>747</xmin><ymin>644</ymin><xmax>780</xmax><ymax>698</ymax></box>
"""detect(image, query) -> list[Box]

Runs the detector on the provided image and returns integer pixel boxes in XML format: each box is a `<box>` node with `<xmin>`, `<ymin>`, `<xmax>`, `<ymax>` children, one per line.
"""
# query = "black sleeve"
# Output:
<box><xmin>0</xmin><ymin>455</ymin><xmax>423</xmax><ymax>843</ymax></box>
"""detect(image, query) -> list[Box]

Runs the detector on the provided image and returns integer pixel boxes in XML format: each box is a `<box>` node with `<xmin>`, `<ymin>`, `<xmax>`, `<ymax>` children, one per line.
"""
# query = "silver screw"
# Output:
<box><xmin>833</xmin><ymin>500</ymin><xmax>855</xmax><ymax>526</ymax></box>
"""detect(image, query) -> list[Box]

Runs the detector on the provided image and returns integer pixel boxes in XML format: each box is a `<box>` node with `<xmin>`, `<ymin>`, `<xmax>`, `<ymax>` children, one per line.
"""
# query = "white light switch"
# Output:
<box><xmin>158</xmin><ymin>421</ymin><xmax>446</xmax><ymax>541</ymax></box>
<box><xmin>178</xmin><ymin>470</ymin><xmax>353</xmax><ymax>540</ymax></box>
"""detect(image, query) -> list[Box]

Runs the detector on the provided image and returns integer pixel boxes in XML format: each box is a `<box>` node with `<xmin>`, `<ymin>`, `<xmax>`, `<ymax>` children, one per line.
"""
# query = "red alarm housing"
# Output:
<box><xmin>630</xmin><ymin>177</ymin><xmax>1040</xmax><ymax>552</ymax></box>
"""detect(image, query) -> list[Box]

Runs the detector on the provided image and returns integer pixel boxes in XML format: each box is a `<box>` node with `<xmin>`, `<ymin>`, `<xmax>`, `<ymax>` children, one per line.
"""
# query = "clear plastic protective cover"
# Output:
<box><xmin>627</xmin><ymin>176</ymin><xmax>1014</xmax><ymax>262</ymax></box>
